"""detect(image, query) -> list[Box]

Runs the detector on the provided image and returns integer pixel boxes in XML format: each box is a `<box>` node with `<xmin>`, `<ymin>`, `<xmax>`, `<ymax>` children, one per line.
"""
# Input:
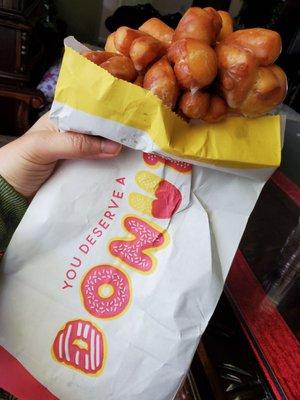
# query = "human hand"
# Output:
<box><xmin>0</xmin><ymin>113</ymin><xmax>122</xmax><ymax>199</ymax></box>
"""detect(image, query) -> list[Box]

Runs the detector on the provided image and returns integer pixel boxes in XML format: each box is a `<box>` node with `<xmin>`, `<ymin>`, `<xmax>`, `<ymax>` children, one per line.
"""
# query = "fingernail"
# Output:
<box><xmin>101</xmin><ymin>140</ymin><xmax>122</xmax><ymax>154</ymax></box>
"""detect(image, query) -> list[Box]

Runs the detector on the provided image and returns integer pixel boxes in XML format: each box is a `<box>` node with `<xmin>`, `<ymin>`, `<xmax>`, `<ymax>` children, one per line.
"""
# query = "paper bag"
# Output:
<box><xmin>0</xmin><ymin>36</ymin><xmax>282</xmax><ymax>400</ymax></box>
<box><xmin>0</xmin><ymin>147</ymin><xmax>275</xmax><ymax>400</ymax></box>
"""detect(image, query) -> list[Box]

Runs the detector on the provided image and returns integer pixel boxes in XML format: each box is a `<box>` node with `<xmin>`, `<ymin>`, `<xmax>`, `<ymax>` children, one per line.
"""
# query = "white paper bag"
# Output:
<box><xmin>0</xmin><ymin>146</ymin><xmax>272</xmax><ymax>400</ymax></box>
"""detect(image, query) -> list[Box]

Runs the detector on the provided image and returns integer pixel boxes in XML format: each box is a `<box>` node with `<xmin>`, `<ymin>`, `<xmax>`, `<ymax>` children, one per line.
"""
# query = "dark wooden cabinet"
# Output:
<box><xmin>0</xmin><ymin>0</ymin><xmax>36</xmax><ymax>13</ymax></box>
<box><xmin>0</xmin><ymin>20</ymin><xmax>32</xmax><ymax>84</ymax></box>
<box><xmin>0</xmin><ymin>0</ymin><xmax>46</xmax><ymax>135</ymax></box>
<box><xmin>0</xmin><ymin>0</ymin><xmax>45</xmax><ymax>83</ymax></box>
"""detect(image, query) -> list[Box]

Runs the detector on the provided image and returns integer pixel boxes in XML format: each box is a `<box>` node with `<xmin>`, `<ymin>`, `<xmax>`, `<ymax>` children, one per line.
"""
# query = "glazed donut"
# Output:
<box><xmin>220</xmin><ymin>28</ymin><xmax>282</xmax><ymax>66</ymax></box>
<box><xmin>114</xmin><ymin>26</ymin><xmax>145</xmax><ymax>56</ymax></box>
<box><xmin>173</xmin><ymin>7</ymin><xmax>222</xmax><ymax>45</ymax></box>
<box><xmin>217</xmin><ymin>11</ymin><xmax>233</xmax><ymax>42</ymax></box>
<box><xmin>81</xmin><ymin>265</ymin><xmax>130</xmax><ymax>318</ymax></box>
<box><xmin>52</xmin><ymin>319</ymin><xmax>105</xmax><ymax>375</ymax></box>
<box><xmin>129</xmin><ymin>35</ymin><xmax>165</xmax><ymax>72</ymax></box>
<box><xmin>100</xmin><ymin>56</ymin><xmax>137</xmax><ymax>82</ymax></box>
<box><xmin>202</xmin><ymin>94</ymin><xmax>228</xmax><ymax>122</ymax></box>
<box><xmin>134</xmin><ymin>74</ymin><xmax>144</xmax><ymax>87</ymax></box>
<box><xmin>235</xmin><ymin>65</ymin><xmax>287</xmax><ymax>115</ymax></box>
<box><xmin>168</xmin><ymin>38</ymin><xmax>217</xmax><ymax>91</ymax></box>
<box><xmin>143</xmin><ymin>56</ymin><xmax>179</xmax><ymax>109</ymax></box>
<box><xmin>216</xmin><ymin>28</ymin><xmax>287</xmax><ymax>115</ymax></box>
<box><xmin>139</xmin><ymin>17</ymin><xmax>174</xmax><ymax>48</ymax></box>
<box><xmin>82</xmin><ymin>51</ymin><xmax>116</xmax><ymax>66</ymax></box>
<box><xmin>179</xmin><ymin>90</ymin><xmax>210</xmax><ymax>119</ymax></box>
<box><xmin>179</xmin><ymin>91</ymin><xmax>228</xmax><ymax>122</ymax></box>
<box><xmin>98</xmin><ymin>8</ymin><xmax>287</xmax><ymax>120</ymax></box>
<box><xmin>105</xmin><ymin>32</ymin><xmax>120</xmax><ymax>53</ymax></box>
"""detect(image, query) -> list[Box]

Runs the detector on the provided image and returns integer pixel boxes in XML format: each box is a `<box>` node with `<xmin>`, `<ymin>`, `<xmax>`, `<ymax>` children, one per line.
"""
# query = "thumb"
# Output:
<box><xmin>27</xmin><ymin>130</ymin><xmax>122</xmax><ymax>163</ymax></box>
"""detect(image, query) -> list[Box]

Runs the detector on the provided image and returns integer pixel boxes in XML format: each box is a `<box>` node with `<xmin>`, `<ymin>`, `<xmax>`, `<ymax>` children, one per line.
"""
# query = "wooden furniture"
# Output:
<box><xmin>0</xmin><ymin>84</ymin><xmax>44</xmax><ymax>134</ymax></box>
<box><xmin>0</xmin><ymin>0</ymin><xmax>46</xmax><ymax>135</ymax></box>
<box><xmin>0</xmin><ymin>0</ymin><xmax>45</xmax><ymax>84</ymax></box>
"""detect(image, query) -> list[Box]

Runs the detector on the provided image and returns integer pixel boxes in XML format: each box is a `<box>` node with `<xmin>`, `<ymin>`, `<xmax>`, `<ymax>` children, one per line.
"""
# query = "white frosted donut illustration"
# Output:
<box><xmin>81</xmin><ymin>265</ymin><xmax>130</xmax><ymax>318</ymax></box>
<box><xmin>52</xmin><ymin>319</ymin><xmax>105</xmax><ymax>375</ymax></box>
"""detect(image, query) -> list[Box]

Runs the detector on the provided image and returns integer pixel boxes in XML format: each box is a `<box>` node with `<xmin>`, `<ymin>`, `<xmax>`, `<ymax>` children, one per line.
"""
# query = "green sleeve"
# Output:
<box><xmin>0</xmin><ymin>176</ymin><xmax>28</xmax><ymax>254</ymax></box>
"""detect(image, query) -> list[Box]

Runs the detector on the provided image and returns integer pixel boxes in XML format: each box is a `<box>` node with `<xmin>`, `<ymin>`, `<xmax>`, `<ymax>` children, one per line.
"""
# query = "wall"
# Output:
<box><xmin>55</xmin><ymin>0</ymin><xmax>240</xmax><ymax>46</ymax></box>
<box><xmin>98</xmin><ymin>0</ymin><xmax>192</xmax><ymax>43</ymax></box>
<box><xmin>55</xmin><ymin>0</ymin><xmax>102</xmax><ymax>44</ymax></box>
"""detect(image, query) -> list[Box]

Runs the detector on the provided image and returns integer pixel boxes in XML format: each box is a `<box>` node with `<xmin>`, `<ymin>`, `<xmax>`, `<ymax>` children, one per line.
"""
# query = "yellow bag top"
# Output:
<box><xmin>53</xmin><ymin>44</ymin><xmax>282</xmax><ymax>169</ymax></box>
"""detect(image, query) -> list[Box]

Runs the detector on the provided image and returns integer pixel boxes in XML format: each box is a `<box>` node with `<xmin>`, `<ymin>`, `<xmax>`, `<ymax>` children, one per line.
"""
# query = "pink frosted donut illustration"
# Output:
<box><xmin>109</xmin><ymin>216</ymin><xmax>167</xmax><ymax>273</ymax></box>
<box><xmin>52</xmin><ymin>319</ymin><xmax>105</xmax><ymax>375</ymax></box>
<box><xmin>143</xmin><ymin>153</ymin><xmax>192</xmax><ymax>173</ymax></box>
<box><xmin>81</xmin><ymin>265</ymin><xmax>130</xmax><ymax>319</ymax></box>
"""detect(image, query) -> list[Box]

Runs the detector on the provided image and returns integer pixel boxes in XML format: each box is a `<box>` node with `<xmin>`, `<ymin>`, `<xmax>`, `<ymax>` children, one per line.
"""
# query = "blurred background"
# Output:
<box><xmin>0</xmin><ymin>0</ymin><xmax>299</xmax><ymax>135</ymax></box>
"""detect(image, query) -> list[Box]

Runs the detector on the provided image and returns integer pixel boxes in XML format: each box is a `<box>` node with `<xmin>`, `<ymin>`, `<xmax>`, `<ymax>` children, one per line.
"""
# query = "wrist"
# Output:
<box><xmin>0</xmin><ymin>175</ymin><xmax>28</xmax><ymax>251</ymax></box>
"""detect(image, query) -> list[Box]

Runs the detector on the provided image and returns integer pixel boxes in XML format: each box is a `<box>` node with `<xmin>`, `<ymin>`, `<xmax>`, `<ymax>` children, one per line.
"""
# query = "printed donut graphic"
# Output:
<box><xmin>143</xmin><ymin>153</ymin><xmax>192</xmax><ymax>173</ymax></box>
<box><xmin>81</xmin><ymin>265</ymin><xmax>131</xmax><ymax>319</ymax></box>
<box><xmin>129</xmin><ymin>171</ymin><xmax>182</xmax><ymax>219</ymax></box>
<box><xmin>52</xmin><ymin>319</ymin><xmax>105</xmax><ymax>375</ymax></box>
<box><xmin>109</xmin><ymin>215</ymin><xmax>168</xmax><ymax>273</ymax></box>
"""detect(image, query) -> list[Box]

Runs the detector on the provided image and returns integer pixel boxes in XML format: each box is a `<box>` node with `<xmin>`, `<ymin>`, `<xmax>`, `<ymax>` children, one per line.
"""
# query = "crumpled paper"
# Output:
<box><xmin>50</xmin><ymin>37</ymin><xmax>281</xmax><ymax>169</ymax></box>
